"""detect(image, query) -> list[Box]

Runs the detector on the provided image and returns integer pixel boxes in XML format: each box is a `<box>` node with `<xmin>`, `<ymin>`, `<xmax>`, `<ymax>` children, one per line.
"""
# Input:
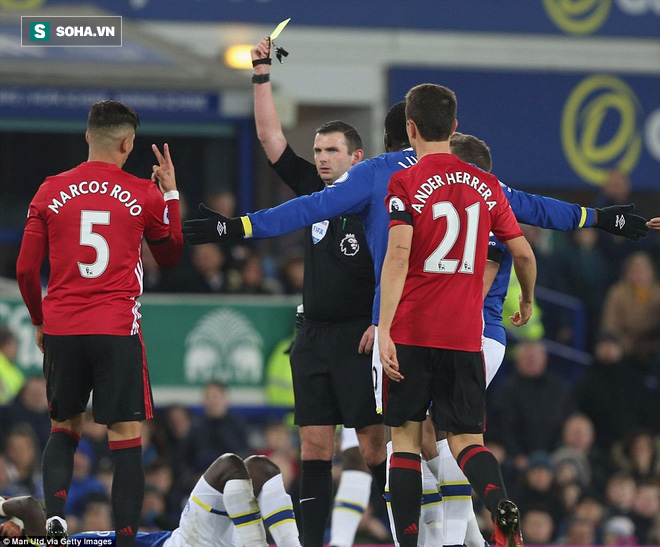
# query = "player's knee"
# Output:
<box><xmin>245</xmin><ymin>455</ymin><xmax>280</xmax><ymax>496</ymax></box>
<box><xmin>204</xmin><ymin>453</ymin><xmax>249</xmax><ymax>492</ymax></box>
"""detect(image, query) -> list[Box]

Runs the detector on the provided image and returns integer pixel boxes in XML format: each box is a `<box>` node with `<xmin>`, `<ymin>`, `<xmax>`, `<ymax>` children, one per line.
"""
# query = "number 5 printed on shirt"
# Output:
<box><xmin>78</xmin><ymin>210</ymin><xmax>110</xmax><ymax>278</ymax></box>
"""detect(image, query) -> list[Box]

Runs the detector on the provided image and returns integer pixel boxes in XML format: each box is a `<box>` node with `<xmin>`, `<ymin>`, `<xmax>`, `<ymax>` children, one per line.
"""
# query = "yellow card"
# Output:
<box><xmin>270</xmin><ymin>18</ymin><xmax>291</xmax><ymax>41</ymax></box>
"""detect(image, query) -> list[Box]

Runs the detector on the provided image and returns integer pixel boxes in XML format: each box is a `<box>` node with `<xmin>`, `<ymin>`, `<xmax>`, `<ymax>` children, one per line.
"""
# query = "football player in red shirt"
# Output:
<box><xmin>16</xmin><ymin>100</ymin><xmax>183</xmax><ymax>546</ymax></box>
<box><xmin>378</xmin><ymin>84</ymin><xmax>536</xmax><ymax>547</ymax></box>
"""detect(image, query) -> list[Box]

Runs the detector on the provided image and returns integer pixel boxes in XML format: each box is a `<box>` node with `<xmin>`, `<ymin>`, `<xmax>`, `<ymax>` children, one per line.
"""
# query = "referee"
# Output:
<box><xmin>185</xmin><ymin>37</ymin><xmax>387</xmax><ymax>547</ymax></box>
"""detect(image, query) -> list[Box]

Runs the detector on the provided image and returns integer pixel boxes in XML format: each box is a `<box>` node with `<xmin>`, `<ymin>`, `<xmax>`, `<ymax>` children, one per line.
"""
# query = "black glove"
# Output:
<box><xmin>182</xmin><ymin>203</ymin><xmax>246</xmax><ymax>245</ymax></box>
<box><xmin>594</xmin><ymin>204</ymin><xmax>649</xmax><ymax>241</ymax></box>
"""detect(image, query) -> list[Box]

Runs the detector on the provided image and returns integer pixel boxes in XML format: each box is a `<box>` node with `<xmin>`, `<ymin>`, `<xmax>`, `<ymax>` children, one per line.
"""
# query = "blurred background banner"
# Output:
<box><xmin>390</xmin><ymin>68</ymin><xmax>660</xmax><ymax>190</ymax></box>
<box><xmin>0</xmin><ymin>292</ymin><xmax>297</xmax><ymax>396</ymax></box>
<box><xmin>0</xmin><ymin>87</ymin><xmax>222</xmax><ymax>121</ymax></box>
<box><xmin>15</xmin><ymin>0</ymin><xmax>660</xmax><ymax>37</ymax></box>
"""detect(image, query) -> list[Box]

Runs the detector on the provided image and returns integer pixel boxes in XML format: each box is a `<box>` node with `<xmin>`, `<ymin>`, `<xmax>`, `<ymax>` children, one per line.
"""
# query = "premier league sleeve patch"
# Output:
<box><xmin>388</xmin><ymin>196</ymin><xmax>405</xmax><ymax>213</ymax></box>
<box><xmin>388</xmin><ymin>196</ymin><xmax>413</xmax><ymax>224</ymax></box>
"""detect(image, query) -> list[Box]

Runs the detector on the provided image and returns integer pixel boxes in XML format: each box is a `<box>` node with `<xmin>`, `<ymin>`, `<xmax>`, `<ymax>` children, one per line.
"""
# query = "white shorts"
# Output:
<box><xmin>165</xmin><ymin>476</ymin><xmax>241</xmax><ymax>547</ymax></box>
<box><xmin>482</xmin><ymin>336</ymin><xmax>506</xmax><ymax>387</ymax></box>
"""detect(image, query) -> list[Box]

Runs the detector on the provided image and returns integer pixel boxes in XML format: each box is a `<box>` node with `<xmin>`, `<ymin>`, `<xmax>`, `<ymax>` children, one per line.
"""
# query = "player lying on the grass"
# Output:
<box><xmin>0</xmin><ymin>453</ymin><xmax>301</xmax><ymax>547</ymax></box>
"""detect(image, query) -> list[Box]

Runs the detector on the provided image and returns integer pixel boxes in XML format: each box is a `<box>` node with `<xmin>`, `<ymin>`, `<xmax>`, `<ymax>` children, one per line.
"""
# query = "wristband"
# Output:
<box><xmin>0</xmin><ymin>498</ymin><xmax>5</xmax><ymax>517</ymax></box>
<box><xmin>163</xmin><ymin>190</ymin><xmax>180</xmax><ymax>201</ymax></box>
<box><xmin>252</xmin><ymin>73</ymin><xmax>270</xmax><ymax>84</ymax></box>
<box><xmin>240</xmin><ymin>216</ymin><xmax>253</xmax><ymax>238</ymax></box>
<box><xmin>9</xmin><ymin>516</ymin><xmax>24</xmax><ymax>530</ymax></box>
<box><xmin>252</xmin><ymin>58</ymin><xmax>271</xmax><ymax>67</ymax></box>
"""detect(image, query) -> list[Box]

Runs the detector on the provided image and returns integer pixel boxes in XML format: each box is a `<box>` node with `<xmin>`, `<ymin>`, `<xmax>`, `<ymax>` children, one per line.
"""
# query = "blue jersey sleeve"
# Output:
<box><xmin>502</xmin><ymin>182</ymin><xmax>595</xmax><ymax>231</ymax></box>
<box><xmin>247</xmin><ymin>160</ymin><xmax>376</xmax><ymax>238</ymax></box>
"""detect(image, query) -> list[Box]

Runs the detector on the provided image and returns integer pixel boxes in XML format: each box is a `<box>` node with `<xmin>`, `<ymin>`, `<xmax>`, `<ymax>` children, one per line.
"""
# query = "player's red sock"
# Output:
<box><xmin>110</xmin><ymin>438</ymin><xmax>144</xmax><ymax>547</ymax></box>
<box><xmin>389</xmin><ymin>452</ymin><xmax>422</xmax><ymax>547</ymax></box>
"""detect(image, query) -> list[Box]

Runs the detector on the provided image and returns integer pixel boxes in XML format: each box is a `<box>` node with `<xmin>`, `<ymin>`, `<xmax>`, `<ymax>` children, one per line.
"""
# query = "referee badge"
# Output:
<box><xmin>311</xmin><ymin>220</ymin><xmax>329</xmax><ymax>244</ymax></box>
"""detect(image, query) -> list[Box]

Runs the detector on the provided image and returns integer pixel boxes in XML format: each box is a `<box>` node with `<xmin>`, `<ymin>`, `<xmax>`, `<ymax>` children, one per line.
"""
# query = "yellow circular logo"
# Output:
<box><xmin>561</xmin><ymin>75</ymin><xmax>643</xmax><ymax>186</ymax></box>
<box><xmin>0</xmin><ymin>0</ymin><xmax>46</xmax><ymax>9</ymax></box>
<box><xmin>543</xmin><ymin>0</ymin><xmax>612</xmax><ymax>35</ymax></box>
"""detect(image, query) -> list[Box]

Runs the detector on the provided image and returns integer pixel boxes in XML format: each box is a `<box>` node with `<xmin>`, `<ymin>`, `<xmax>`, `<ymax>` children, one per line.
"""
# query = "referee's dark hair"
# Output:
<box><xmin>384</xmin><ymin>101</ymin><xmax>408</xmax><ymax>150</ymax></box>
<box><xmin>450</xmin><ymin>132</ymin><xmax>492</xmax><ymax>173</ymax></box>
<box><xmin>405</xmin><ymin>83</ymin><xmax>457</xmax><ymax>142</ymax></box>
<box><xmin>88</xmin><ymin>100</ymin><xmax>141</xmax><ymax>131</ymax></box>
<box><xmin>316</xmin><ymin>120</ymin><xmax>363</xmax><ymax>154</ymax></box>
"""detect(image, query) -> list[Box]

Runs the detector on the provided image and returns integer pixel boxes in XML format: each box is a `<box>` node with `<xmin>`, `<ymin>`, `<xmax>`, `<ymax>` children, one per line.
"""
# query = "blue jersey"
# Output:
<box><xmin>249</xmin><ymin>148</ymin><xmax>418</xmax><ymax>325</ymax></box>
<box><xmin>248</xmin><ymin>150</ymin><xmax>596</xmax><ymax>333</ymax></box>
<box><xmin>71</xmin><ymin>530</ymin><xmax>172</xmax><ymax>546</ymax></box>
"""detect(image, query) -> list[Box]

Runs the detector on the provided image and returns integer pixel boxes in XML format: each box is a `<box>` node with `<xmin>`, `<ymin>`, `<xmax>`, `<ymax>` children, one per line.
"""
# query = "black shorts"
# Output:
<box><xmin>383</xmin><ymin>344</ymin><xmax>486</xmax><ymax>434</ymax></box>
<box><xmin>43</xmin><ymin>333</ymin><xmax>154</xmax><ymax>424</ymax></box>
<box><xmin>290</xmin><ymin>318</ymin><xmax>381</xmax><ymax>429</ymax></box>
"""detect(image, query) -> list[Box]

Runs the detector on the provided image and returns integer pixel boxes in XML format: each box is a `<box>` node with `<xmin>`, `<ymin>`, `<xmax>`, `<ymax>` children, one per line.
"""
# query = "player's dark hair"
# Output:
<box><xmin>88</xmin><ymin>100</ymin><xmax>140</xmax><ymax>131</ymax></box>
<box><xmin>450</xmin><ymin>132</ymin><xmax>493</xmax><ymax>173</ymax></box>
<box><xmin>405</xmin><ymin>83</ymin><xmax>456</xmax><ymax>142</ymax></box>
<box><xmin>316</xmin><ymin>120</ymin><xmax>363</xmax><ymax>154</ymax></box>
<box><xmin>384</xmin><ymin>101</ymin><xmax>409</xmax><ymax>149</ymax></box>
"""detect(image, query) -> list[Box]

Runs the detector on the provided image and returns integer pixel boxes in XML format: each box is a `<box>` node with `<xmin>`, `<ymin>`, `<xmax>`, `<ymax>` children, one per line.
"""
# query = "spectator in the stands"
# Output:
<box><xmin>630</xmin><ymin>481</ymin><xmax>660</xmax><ymax>544</ymax></box>
<box><xmin>601</xmin><ymin>515</ymin><xmax>637</xmax><ymax>546</ymax></box>
<box><xmin>610</xmin><ymin>429</ymin><xmax>660</xmax><ymax>483</ymax></box>
<box><xmin>552</xmin><ymin>412</ymin><xmax>608</xmax><ymax>494</ymax></box>
<box><xmin>601</xmin><ymin>251</ymin><xmax>660</xmax><ymax>369</ymax></box>
<box><xmin>489</xmin><ymin>340</ymin><xmax>573</xmax><ymax>470</ymax></box>
<box><xmin>186</xmin><ymin>381</ymin><xmax>251</xmax><ymax>474</ymax></box>
<box><xmin>520</xmin><ymin>507</ymin><xmax>555</xmax><ymax>545</ymax></box>
<box><xmin>573</xmin><ymin>331</ymin><xmax>646</xmax><ymax>451</ymax></box>
<box><xmin>2</xmin><ymin>423</ymin><xmax>43</xmax><ymax>500</ymax></box>
<box><xmin>603</xmin><ymin>471</ymin><xmax>637</xmax><ymax>519</ymax></box>
<box><xmin>512</xmin><ymin>450</ymin><xmax>562</xmax><ymax>525</ymax></box>
<box><xmin>0</xmin><ymin>375</ymin><xmax>50</xmax><ymax>452</ymax></box>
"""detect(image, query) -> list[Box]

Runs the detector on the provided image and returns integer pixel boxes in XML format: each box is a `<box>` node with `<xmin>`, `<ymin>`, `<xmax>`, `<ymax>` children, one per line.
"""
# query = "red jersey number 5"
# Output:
<box><xmin>78</xmin><ymin>210</ymin><xmax>110</xmax><ymax>279</ymax></box>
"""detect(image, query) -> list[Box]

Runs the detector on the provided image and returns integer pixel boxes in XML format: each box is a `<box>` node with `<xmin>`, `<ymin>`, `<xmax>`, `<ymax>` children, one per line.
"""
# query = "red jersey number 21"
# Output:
<box><xmin>78</xmin><ymin>210</ymin><xmax>110</xmax><ymax>279</ymax></box>
<box><xmin>424</xmin><ymin>201</ymin><xmax>479</xmax><ymax>275</ymax></box>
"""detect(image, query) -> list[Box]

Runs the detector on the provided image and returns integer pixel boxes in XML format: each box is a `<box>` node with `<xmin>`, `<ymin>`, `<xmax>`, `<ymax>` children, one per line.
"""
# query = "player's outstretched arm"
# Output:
<box><xmin>183</xmin><ymin>204</ymin><xmax>252</xmax><ymax>245</ymax></box>
<box><xmin>505</xmin><ymin>184</ymin><xmax>648</xmax><ymax>240</ymax></box>
<box><xmin>594</xmin><ymin>204</ymin><xmax>648</xmax><ymax>241</ymax></box>
<box><xmin>252</xmin><ymin>36</ymin><xmax>287</xmax><ymax>163</ymax></box>
<box><xmin>504</xmin><ymin>236</ymin><xmax>536</xmax><ymax>327</ymax></box>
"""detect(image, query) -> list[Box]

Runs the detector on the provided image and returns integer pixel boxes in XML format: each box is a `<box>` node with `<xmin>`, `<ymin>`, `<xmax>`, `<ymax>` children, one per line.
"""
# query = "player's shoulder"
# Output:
<box><xmin>41</xmin><ymin>163</ymin><xmax>85</xmax><ymax>185</ymax></box>
<box><xmin>117</xmin><ymin>169</ymin><xmax>153</xmax><ymax>187</ymax></box>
